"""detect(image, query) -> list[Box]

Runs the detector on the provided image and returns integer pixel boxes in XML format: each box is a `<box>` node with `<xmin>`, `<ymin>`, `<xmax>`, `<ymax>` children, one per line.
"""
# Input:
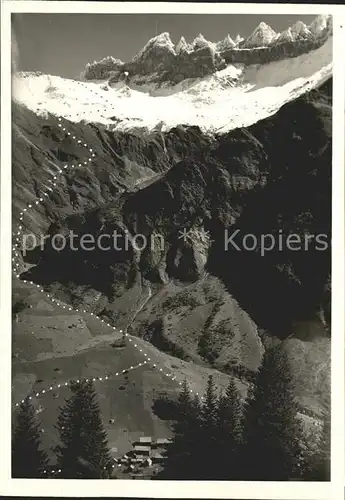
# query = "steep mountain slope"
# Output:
<box><xmin>12</xmin><ymin>102</ymin><xmax>213</xmax><ymax>241</ymax></box>
<box><xmin>14</xmin><ymin>78</ymin><xmax>331</xmax><ymax>420</ymax></box>
<box><xmin>12</xmin><ymin>17</ymin><xmax>332</xmax><ymax>457</ymax></box>
<box><xmin>13</xmin><ymin>279</ymin><xmax>243</xmax><ymax>458</ymax></box>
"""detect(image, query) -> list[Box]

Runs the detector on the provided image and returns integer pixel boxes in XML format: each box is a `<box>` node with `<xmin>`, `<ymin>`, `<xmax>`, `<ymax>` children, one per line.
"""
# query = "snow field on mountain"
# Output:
<box><xmin>13</xmin><ymin>36</ymin><xmax>332</xmax><ymax>134</ymax></box>
<box><xmin>243</xmin><ymin>35</ymin><xmax>332</xmax><ymax>89</ymax></box>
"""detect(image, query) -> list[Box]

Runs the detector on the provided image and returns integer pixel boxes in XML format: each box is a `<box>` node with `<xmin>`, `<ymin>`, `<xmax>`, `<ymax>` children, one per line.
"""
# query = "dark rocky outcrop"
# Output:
<box><xmin>222</xmin><ymin>31</ymin><xmax>330</xmax><ymax>66</ymax></box>
<box><xmin>12</xmin><ymin>69</ymin><xmax>332</xmax><ymax>418</ymax></box>
<box><xmin>12</xmin><ymin>103</ymin><xmax>214</xmax><ymax>239</ymax></box>
<box><xmin>18</xmin><ymin>79</ymin><xmax>331</xmax><ymax>342</ymax></box>
<box><xmin>81</xmin><ymin>16</ymin><xmax>332</xmax><ymax>86</ymax></box>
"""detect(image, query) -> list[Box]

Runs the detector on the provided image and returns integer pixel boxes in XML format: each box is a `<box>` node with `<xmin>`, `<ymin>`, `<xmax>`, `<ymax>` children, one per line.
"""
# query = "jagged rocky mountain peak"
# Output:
<box><xmin>133</xmin><ymin>31</ymin><xmax>176</xmax><ymax>61</ymax></box>
<box><xmin>78</xmin><ymin>14</ymin><xmax>332</xmax><ymax>84</ymax></box>
<box><xmin>234</xmin><ymin>33</ymin><xmax>245</xmax><ymax>45</ymax></box>
<box><xmin>243</xmin><ymin>21</ymin><xmax>277</xmax><ymax>48</ymax></box>
<box><xmin>258</xmin><ymin>21</ymin><xmax>274</xmax><ymax>30</ymax></box>
<box><xmin>176</xmin><ymin>35</ymin><xmax>193</xmax><ymax>54</ymax></box>
<box><xmin>308</xmin><ymin>14</ymin><xmax>332</xmax><ymax>35</ymax></box>
<box><xmin>277</xmin><ymin>27</ymin><xmax>294</xmax><ymax>43</ymax></box>
<box><xmin>216</xmin><ymin>34</ymin><xmax>236</xmax><ymax>51</ymax></box>
<box><xmin>193</xmin><ymin>33</ymin><xmax>211</xmax><ymax>48</ymax></box>
<box><xmin>14</xmin><ymin>12</ymin><xmax>332</xmax><ymax>136</ymax></box>
<box><xmin>290</xmin><ymin>20</ymin><xmax>312</xmax><ymax>39</ymax></box>
<box><xmin>153</xmin><ymin>31</ymin><xmax>175</xmax><ymax>47</ymax></box>
<box><xmin>82</xmin><ymin>55</ymin><xmax>124</xmax><ymax>80</ymax></box>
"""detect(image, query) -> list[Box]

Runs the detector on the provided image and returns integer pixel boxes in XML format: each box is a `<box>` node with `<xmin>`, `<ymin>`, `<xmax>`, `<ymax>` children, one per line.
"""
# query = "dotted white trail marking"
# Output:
<box><xmin>12</xmin><ymin>116</ymin><xmax>95</xmax><ymax>276</ymax></box>
<box><xmin>14</xmin><ymin>361</ymin><xmax>147</xmax><ymax>408</ymax></box>
<box><xmin>12</xmin><ymin>106</ymin><xmax>204</xmax><ymax>410</ymax></box>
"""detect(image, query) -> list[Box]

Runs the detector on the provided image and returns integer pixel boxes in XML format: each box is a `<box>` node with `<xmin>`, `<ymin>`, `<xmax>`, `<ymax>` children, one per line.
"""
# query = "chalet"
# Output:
<box><xmin>133</xmin><ymin>445</ymin><xmax>151</xmax><ymax>455</ymax></box>
<box><xmin>139</xmin><ymin>436</ymin><xmax>152</xmax><ymax>444</ymax></box>
<box><xmin>154</xmin><ymin>437</ymin><xmax>172</xmax><ymax>447</ymax></box>
<box><xmin>117</xmin><ymin>435</ymin><xmax>172</xmax><ymax>472</ymax></box>
<box><xmin>126</xmin><ymin>450</ymin><xmax>137</xmax><ymax>458</ymax></box>
<box><xmin>151</xmin><ymin>452</ymin><xmax>165</xmax><ymax>463</ymax></box>
<box><xmin>133</xmin><ymin>436</ymin><xmax>171</xmax><ymax>450</ymax></box>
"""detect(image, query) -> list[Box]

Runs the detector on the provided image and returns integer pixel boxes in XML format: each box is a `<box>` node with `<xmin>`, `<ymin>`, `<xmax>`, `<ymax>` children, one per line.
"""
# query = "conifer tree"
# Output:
<box><xmin>12</xmin><ymin>398</ymin><xmax>48</xmax><ymax>478</ymax></box>
<box><xmin>196</xmin><ymin>375</ymin><xmax>220</xmax><ymax>479</ymax></box>
<box><xmin>55</xmin><ymin>379</ymin><xmax>112</xmax><ymax>478</ymax></box>
<box><xmin>201</xmin><ymin>375</ymin><xmax>218</xmax><ymax>430</ymax></box>
<box><xmin>218</xmin><ymin>379</ymin><xmax>243</xmax><ymax>444</ymax></box>
<box><xmin>191</xmin><ymin>393</ymin><xmax>202</xmax><ymax>419</ymax></box>
<box><xmin>216</xmin><ymin>378</ymin><xmax>243</xmax><ymax>479</ymax></box>
<box><xmin>158</xmin><ymin>379</ymin><xmax>202</xmax><ymax>479</ymax></box>
<box><xmin>241</xmin><ymin>345</ymin><xmax>305</xmax><ymax>480</ymax></box>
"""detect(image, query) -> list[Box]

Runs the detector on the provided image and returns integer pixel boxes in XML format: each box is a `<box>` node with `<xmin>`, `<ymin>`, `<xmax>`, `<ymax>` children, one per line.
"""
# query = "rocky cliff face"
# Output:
<box><xmin>15</xmin><ymin>78</ymin><xmax>331</xmax><ymax>393</ymax></box>
<box><xmin>82</xmin><ymin>15</ymin><xmax>332</xmax><ymax>85</ymax></box>
<box><xmin>222</xmin><ymin>30</ymin><xmax>331</xmax><ymax>66</ymax></box>
<box><xmin>12</xmin><ymin>103</ymin><xmax>213</xmax><ymax>240</ymax></box>
<box><xmin>241</xmin><ymin>22</ymin><xmax>277</xmax><ymax>48</ymax></box>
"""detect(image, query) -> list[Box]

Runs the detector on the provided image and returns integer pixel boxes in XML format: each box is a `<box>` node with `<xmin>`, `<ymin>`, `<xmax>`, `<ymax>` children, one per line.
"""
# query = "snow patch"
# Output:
<box><xmin>13</xmin><ymin>36</ymin><xmax>332</xmax><ymax>135</ymax></box>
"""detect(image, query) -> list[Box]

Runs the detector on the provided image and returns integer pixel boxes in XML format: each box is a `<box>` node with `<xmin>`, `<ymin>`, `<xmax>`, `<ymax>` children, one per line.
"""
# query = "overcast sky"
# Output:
<box><xmin>12</xmin><ymin>13</ymin><xmax>318</xmax><ymax>79</ymax></box>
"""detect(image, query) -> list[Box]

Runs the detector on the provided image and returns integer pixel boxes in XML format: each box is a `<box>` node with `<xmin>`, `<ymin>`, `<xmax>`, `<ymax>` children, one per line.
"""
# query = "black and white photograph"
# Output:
<box><xmin>1</xmin><ymin>1</ymin><xmax>344</xmax><ymax>498</ymax></box>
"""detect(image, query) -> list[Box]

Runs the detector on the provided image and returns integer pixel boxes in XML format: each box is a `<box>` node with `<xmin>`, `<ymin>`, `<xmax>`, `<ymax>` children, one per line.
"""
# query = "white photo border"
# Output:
<box><xmin>1</xmin><ymin>2</ymin><xmax>344</xmax><ymax>499</ymax></box>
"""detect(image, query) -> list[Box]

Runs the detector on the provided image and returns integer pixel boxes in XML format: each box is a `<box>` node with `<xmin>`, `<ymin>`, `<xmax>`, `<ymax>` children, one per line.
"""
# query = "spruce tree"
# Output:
<box><xmin>241</xmin><ymin>345</ymin><xmax>305</xmax><ymax>480</ymax></box>
<box><xmin>216</xmin><ymin>379</ymin><xmax>243</xmax><ymax>479</ymax></box>
<box><xmin>55</xmin><ymin>379</ymin><xmax>112</xmax><ymax>478</ymax></box>
<box><xmin>158</xmin><ymin>379</ymin><xmax>202</xmax><ymax>479</ymax></box>
<box><xmin>219</xmin><ymin>379</ymin><xmax>243</xmax><ymax>444</ymax></box>
<box><xmin>191</xmin><ymin>393</ymin><xmax>202</xmax><ymax>420</ymax></box>
<box><xmin>201</xmin><ymin>375</ymin><xmax>218</xmax><ymax>430</ymax></box>
<box><xmin>197</xmin><ymin>375</ymin><xmax>220</xmax><ymax>479</ymax></box>
<box><xmin>12</xmin><ymin>398</ymin><xmax>48</xmax><ymax>478</ymax></box>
